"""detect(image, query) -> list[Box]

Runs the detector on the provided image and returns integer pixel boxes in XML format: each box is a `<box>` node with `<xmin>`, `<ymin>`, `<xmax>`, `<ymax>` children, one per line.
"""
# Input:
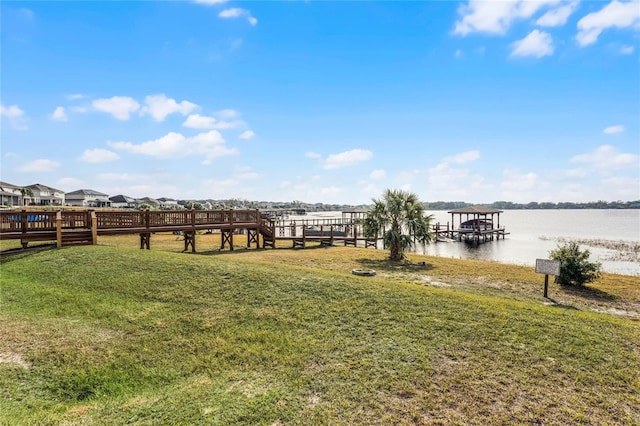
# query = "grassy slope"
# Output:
<box><xmin>1</xmin><ymin>240</ymin><xmax>639</xmax><ymax>425</ymax></box>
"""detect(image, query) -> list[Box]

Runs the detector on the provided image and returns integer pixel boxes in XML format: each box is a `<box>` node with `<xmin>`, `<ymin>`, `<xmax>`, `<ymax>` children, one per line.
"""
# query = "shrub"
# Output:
<box><xmin>549</xmin><ymin>241</ymin><xmax>602</xmax><ymax>286</ymax></box>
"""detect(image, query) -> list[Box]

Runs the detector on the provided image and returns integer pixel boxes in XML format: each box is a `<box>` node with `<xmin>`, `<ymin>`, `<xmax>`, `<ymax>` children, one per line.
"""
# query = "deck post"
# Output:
<box><xmin>302</xmin><ymin>224</ymin><xmax>306</xmax><ymax>248</ymax></box>
<box><xmin>21</xmin><ymin>209</ymin><xmax>28</xmax><ymax>248</ymax></box>
<box><xmin>91</xmin><ymin>210</ymin><xmax>98</xmax><ymax>245</ymax></box>
<box><xmin>56</xmin><ymin>211</ymin><xmax>63</xmax><ymax>248</ymax></box>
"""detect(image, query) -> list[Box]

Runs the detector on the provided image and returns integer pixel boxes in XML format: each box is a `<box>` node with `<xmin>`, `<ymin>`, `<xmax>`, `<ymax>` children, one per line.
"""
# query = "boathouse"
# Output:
<box><xmin>448</xmin><ymin>206</ymin><xmax>508</xmax><ymax>243</ymax></box>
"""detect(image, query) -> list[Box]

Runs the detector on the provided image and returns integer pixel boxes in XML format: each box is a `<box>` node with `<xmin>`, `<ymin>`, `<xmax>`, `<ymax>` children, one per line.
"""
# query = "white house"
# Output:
<box><xmin>0</xmin><ymin>181</ymin><xmax>23</xmax><ymax>207</ymax></box>
<box><xmin>65</xmin><ymin>189</ymin><xmax>111</xmax><ymax>207</ymax></box>
<box><xmin>158</xmin><ymin>197</ymin><xmax>181</xmax><ymax>210</ymax></box>
<box><xmin>24</xmin><ymin>183</ymin><xmax>65</xmax><ymax>206</ymax></box>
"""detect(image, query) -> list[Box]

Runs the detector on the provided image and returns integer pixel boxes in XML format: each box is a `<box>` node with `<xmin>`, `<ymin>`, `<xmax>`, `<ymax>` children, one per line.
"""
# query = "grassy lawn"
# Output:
<box><xmin>1</xmin><ymin>236</ymin><xmax>639</xmax><ymax>424</ymax></box>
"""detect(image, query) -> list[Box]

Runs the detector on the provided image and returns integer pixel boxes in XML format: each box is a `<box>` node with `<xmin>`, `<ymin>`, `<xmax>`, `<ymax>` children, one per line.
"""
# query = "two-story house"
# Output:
<box><xmin>65</xmin><ymin>189</ymin><xmax>111</xmax><ymax>207</ymax></box>
<box><xmin>24</xmin><ymin>183</ymin><xmax>65</xmax><ymax>206</ymax></box>
<box><xmin>0</xmin><ymin>181</ymin><xmax>23</xmax><ymax>207</ymax></box>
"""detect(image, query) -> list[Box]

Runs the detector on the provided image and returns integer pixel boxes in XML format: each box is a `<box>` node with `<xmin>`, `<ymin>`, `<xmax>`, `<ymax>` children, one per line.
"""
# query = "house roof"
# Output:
<box><xmin>109</xmin><ymin>194</ymin><xmax>136</xmax><ymax>203</ymax></box>
<box><xmin>448</xmin><ymin>206</ymin><xmax>503</xmax><ymax>214</ymax></box>
<box><xmin>66</xmin><ymin>189</ymin><xmax>108</xmax><ymax>197</ymax></box>
<box><xmin>137</xmin><ymin>197</ymin><xmax>160</xmax><ymax>205</ymax></box>
<box><xmin>0</xmin><ymin>181</ymin><xmax>21</xmax><ymax>191</ymax></box>
<box><xmin>25</xmin><ymin>183</ymin><xmax>64</xmax><ymax>193</ymax></box>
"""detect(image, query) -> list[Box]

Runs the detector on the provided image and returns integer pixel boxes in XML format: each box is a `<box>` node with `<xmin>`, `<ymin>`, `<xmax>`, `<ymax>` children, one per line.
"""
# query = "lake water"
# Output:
<box><xmin>300</xmin><ymin>210</ymin><xmax>640</xmax><ymax>276</ymax></box>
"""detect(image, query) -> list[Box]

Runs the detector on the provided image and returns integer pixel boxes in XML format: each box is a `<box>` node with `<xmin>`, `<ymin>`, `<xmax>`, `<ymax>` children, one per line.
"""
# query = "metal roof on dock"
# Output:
<box><xmin>447</xmin><ymin>206</ymin><xmax>503</xmax><ymax>214</ymax></box>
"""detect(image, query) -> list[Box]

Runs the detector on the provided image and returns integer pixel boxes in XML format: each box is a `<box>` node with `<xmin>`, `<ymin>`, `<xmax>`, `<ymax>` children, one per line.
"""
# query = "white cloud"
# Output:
<box><xmin>576</xmin><ymin>0</ymin><xmax>640</xmax><ymax>46</ymax></box>
<box><xmin>57</xmin><ymin>177</ymin><xmax>85</xmax><ymax>189</ymax></box>
<box><xmin>444</xmin><ymin>150</ymin><xmax>480</xmax><ymax>164</ymax></box>
<box><xmin>511</xmin><ymin>30</ymin><xmax>554</xmax><ymax>58</ymax></box>
<box><xmin>183</xmin><ymin>110</ymin><xmax>245</xmax><ymax>129</ymax></box>
<box><xmin>370</xmin><ymin>169</ymin><xmax>387</xmax><ymax>180</ymax></box>
<box><xmin>424</xmin><ymin>150</ymin><xmax>486</xmax><ymax>199</ymax></box>
<box><xmin>52</xmin><ymin>106</ymin><xmax>68</xmax><ymax>122</ymax></box>
<box><xmin>108</xmin><ymin>130</ymin><xmax>237</xmax><ymax>163</ymax></box>
<box><xmin>238</xmin><ymin>130</ymin><xmax>255</xmax><ymax>140</ymax></box>
<box><xmin>183</xmin><ymin>114</ymin><xmax>216</xmax><ymax>129</ymax></box>
<box><xmin>453</xmin><ymin>0</ymin><xmax>559</xmax><ymax>35</ymax></box>
<box><xmin>566</xmin><ymin>168</ymin><xmax>588</xmax><ymax>177</ymax></box>
<box><xmin>17</xmin><ymin>159</ymin><xmax>61</xmax><ymax>172</ymax></box>
<box><xmin>536</xmin><ymin>1</ymin><xmax>579</xmax><ymax>26</ymax></box>
<box><xmin>320</xmin><ymin>186</ymin><xmax>343</xmax><ymax>196</ymax></box>
<box><xmin>323</xmin><ymin>149</ymin><xmax>373</xmax><ymax>170</ymax></box>
<box><xmin>140</xmin><ymin>94</ymin><xmax>198</xmax><ymax>122</ymax></box>
<box><xmin>571</xmin><ymin>145</ymin><xmax>639</xmax><ymax>170</ymax></box>
<box><xmin>603</xmin><ymin>125</ymin><xmax>625</xmax><ymax>134</ymax></box>
<box><xmin>454</xmin><ymin>49</ymin><xmax>464</xmax><ymax>58</ymax></box>
<box><xmin>79</xmin><ymin>148</ymin><xmax>120</xmax><ymax>163</ymax></box>
<box><xmin>397</xmin><ymin>169</ymin><xmax>421</xmax><ymax>182</ymax></box>
<box><xmin>234</xmin><ymin>166</ymin><xmax>259</xmax><ymax>180</ymax></box>
<box><xmin>306</xmin><ymin>152</ymin><xmax>322</xmax><ymax>159</ymax></box>
<box><xmin>1</xmin><ymin>104</ymin><xmax>28</xmax><ymax>130</ymax></box>
<box><xmin>92</xmin><ymin>96</ymin><xmax>140</xmax><ymax>120</ymax></box>
<box><xmin>602</xmin><ymin>176</ymin><xmax>640</xmax><ymax>199</ymax></box>
<box><xmin>218</xmin><ymin>8</ymin><xmax>258</xmax><ymax>26</ymax></box>
<box><xmin>66</xmin><ymin>94</ymin><xmax>85</xmax><ymax>100</ymax></box>
<box><xmin>620</xmin><ymin>45</ymin><xmax>635</xmax><ymax>54</ymax></box>
<box><xmin>500</xmin><ymin>169</ymin><xmax>543</xmax><ymax>201</ymax></box>
<box><xmin>214</xmin><ymin>120</ymin><xmax>243</xmax><ymax>129</ymax></box>
<box><xmin>1</xmin><ymin>105</ymin><xmax>25</xmax><ymax>119</ymax></box>
<box><xmin>217</xmin><ymin>109</ymin><xmax>239</xmax><ymax>119</ymax></box>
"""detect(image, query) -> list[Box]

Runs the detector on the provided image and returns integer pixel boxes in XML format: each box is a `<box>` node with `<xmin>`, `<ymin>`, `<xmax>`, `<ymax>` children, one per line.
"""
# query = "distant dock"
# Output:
<box><xmin>432</xmin><ymin>206</ymin><xmax>509</xmax><ymax>244</ymax></box>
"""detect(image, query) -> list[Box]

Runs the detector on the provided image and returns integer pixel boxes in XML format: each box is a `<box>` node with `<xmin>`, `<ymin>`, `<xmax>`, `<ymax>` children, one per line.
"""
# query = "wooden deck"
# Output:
<box><xmin>1</xmin><ymin>208</ymin><xmax>509</xmax><ymax>252</ymax></box>
<box><xmin>0</xmin><ymin>209</ymin><xmax>276</xmax><ymax>252</ymax></box>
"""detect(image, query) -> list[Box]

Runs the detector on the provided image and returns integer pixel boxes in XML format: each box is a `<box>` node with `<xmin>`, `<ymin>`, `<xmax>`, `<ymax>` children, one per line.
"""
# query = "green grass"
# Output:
<box><xmin>1</xmin><ymin>240</ymin><xmax>639</xmax><ymax>425</ymax></box>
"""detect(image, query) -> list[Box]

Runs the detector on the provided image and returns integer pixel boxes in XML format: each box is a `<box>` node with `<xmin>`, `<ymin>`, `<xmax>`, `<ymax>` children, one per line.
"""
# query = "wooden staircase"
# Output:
<box><xmin>61</xmin><ymin>229</ymin><xmax>94</xmax><ymax>246</ymax></box>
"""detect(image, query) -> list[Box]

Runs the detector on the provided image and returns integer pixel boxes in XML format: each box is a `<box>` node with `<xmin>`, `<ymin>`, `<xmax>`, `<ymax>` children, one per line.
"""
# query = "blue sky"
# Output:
<box><xmin>1</xmin><ymin>0</ymin><xmax>639</xmax><ymax>204</ymax></box>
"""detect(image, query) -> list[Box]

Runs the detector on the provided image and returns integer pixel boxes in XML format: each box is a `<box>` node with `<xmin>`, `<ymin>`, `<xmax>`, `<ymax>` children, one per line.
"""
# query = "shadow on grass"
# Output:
<box><xmin>545</xmin><ymin>298</ymin><xmax>580</xmax><ymax>310</ymax></box>
<box><xmin>0</xmin><ymin>244</ymin><xmax>57</xmax><ymax>263</ymax></box>
<box><xmin>193</xmin><ymin>243</ymin><xmax>339</xmax><ymax>256</ymax></box>
<box><xmin>559</xmin><ymin>284</ymin><xmax>618</xmax><ymax>302</ymax></box>
<box><xmin>356</xmin><ymin>258</ymin><xmax>434</xmax><ymax>273</ymax></box>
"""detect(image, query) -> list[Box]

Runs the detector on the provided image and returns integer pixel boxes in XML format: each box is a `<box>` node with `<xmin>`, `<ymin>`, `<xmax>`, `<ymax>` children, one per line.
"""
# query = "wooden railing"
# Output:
<box><xmin>0</xmin><ymin>209</ymin><xmax>275</xmax><ymax>245</ymax></box>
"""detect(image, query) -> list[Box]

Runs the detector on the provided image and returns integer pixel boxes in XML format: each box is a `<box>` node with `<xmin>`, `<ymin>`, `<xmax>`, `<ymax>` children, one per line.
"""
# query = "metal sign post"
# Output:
<box><xmin>535</xmin><ymin>259</ymin><xmax>561</xmax><ymax>298</ymax></box>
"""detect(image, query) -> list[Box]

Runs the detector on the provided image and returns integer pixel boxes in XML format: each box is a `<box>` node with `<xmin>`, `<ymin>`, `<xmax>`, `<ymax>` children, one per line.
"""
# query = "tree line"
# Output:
<box><xmin>424</xmin><ymin>200</ymin><xmax>640</xmax><ymax>210</ymax></box>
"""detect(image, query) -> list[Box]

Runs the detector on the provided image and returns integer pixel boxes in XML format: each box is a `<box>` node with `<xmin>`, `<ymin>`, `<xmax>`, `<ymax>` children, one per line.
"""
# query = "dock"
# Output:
<box><xmin>0</xmin><ymin>206</ymin><xmax>509</xmax><ymax>252</ymax></box>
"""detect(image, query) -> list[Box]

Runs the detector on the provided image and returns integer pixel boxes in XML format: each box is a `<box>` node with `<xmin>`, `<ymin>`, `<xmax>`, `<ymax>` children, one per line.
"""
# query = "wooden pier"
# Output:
<box><xmin>0</xmin><ymin>206</ymin><xmax>509</xmax><ymax>252</ymax></box>
<box><xmin>0</xmin><ymin>209</ymin><xmax>375</xmax><ymax>252</ymax></box>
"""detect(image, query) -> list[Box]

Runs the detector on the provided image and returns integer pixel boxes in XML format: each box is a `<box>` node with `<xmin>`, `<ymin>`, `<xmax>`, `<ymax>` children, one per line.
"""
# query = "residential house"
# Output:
<box><xmin>158</xmin><ymin>197</ymin><xmax>181</xmax><ymax>210</ymax></box>
<box><xmin>136</xmin><ymin>197</ymin><xmax>160</xmax><ymax>209</ymax></box>
<box><xmin>0</xmin><ymin>181</ymin><xmax>23</xmax><ymax>207</ymax></box>
<box><xmin>65</xmin><ymin>189</ymin><xmax>111</xmax><ymax>208</ymax></box>
<box><xmin>24</xmin><ymin>183</ymin><xmax>65</xmax><ymax>206</ymax></box>
<box><xmin>109</xmin><ymin>194</ymin><xmax>138</xmax><ymax>209</ymax></box>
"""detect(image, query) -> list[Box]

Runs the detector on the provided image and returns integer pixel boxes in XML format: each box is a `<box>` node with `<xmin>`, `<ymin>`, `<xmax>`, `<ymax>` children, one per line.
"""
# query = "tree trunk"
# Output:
<box><xmin>390</xmin><ymin>243</ymin><xmax>403</xmax><ymax>261</ymax></box>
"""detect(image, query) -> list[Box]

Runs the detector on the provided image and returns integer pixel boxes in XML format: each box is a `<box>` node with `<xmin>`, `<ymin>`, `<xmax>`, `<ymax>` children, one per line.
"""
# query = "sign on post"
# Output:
<box><xmin>535</xmin><ymin>259</ymin><xmax>561</xmax><ymax>298</ymax></box>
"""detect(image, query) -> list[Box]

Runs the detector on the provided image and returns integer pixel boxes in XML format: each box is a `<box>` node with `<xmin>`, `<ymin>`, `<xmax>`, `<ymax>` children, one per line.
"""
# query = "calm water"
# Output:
<box><xmin>302</xmin><ymin>210</ymin><xmax>640</xmax><ymax>276</ymax></box>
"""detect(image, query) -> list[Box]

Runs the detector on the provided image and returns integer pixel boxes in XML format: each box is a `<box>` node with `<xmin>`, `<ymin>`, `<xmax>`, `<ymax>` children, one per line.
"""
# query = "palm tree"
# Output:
<box><xmin>363</xmin><ymin>189</ymin><xmax>434</xmax><ymax>261</ymax></box>
<box><xmin>20</xmin><ymin>187</ymin><xmax>34</xmax><ymax>206</ymax></box>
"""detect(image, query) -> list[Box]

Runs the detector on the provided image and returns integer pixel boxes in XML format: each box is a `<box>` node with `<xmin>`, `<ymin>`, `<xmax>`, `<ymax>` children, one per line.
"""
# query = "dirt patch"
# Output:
<box><xmin>0</xmin><ymin>351</ymin><xmax>30</xmax><ymax>369</ymax></box>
